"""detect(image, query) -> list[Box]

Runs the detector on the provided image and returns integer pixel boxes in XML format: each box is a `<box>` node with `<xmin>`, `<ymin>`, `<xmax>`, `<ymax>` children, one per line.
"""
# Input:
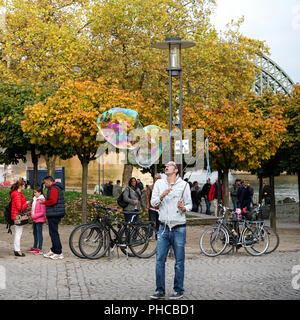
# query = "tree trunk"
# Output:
<box><xmin>44</xmin><ymin>154</ymin><xmax>57</xmax><ymax>178</ymax></box>
<box><xmin>81</xmin><ymin>159</ymin><xmax>89</xmax><ymax>224</ymax></box>
<box><xmin>122</xmin><ymin>164</ymin><xmax>133</xmax><ymax>188</ymax></box>
<box><xmin>223</xmin><ymin>168</ymin><xmax>229</xmax><ymax>207</ymax></box>
<box><xmin>31</xmin><ymin>145</ymin><xmax>39</xmax><ymax>189</ymax></box>
<box><xmin>258</xmin><ymin>175</ymin><xmax>263</xmax><ymax>203</ymax></box>
<box><xmin>269</xmin><ymin>175</ymin><xmax>276</xmax><ymax>231</ymax></box>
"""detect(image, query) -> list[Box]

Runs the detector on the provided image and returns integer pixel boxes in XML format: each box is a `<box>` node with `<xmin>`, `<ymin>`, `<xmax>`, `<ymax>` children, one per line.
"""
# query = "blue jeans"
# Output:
<box><xmin>155</xmin><ymin>224</ymin><xmax>186</xmax><ymax>295</ymax></box>
<box><xmin>33</xmin><ymin>222</ymin><xmax>43</xmax><ymax>250</ymax></box>
<box><xmin>232</xmin><ymin>200</ymin><xmax>237</xmax><ymax>211</ymax></box>
<box><xmin>204</xmin><ymin>197</ymin><xmax>211</xmax><ymax>215</ymax></box>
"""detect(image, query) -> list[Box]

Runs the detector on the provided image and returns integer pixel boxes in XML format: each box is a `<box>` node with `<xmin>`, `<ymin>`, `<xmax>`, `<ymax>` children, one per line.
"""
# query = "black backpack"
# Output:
<box><xmin>4</xmin><ymin>201</ymin><xmax>14</xmax><ymax>234</ymax></box>
<box><xmin>117</xmin><ymin>188</ymin><xmax>130</xmax><ymax>209</ymax></box>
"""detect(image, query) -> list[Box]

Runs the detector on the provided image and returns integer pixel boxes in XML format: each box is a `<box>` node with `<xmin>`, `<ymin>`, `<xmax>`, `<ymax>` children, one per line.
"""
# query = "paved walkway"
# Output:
<box><xmin>1</xmin><ymin>249</ymin><xmax>300</xmax><ymax>300</ymax></box>
<box><xmin>1</xmin><ymin>220</ymin><xmax>300</xmax><ymax>300</ymax></box>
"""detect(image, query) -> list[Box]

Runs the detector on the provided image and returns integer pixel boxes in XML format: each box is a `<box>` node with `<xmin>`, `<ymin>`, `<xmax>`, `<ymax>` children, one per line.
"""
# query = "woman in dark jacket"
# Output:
<box><xmin>122</xmin><ymin>177</ymin><xmax>146</xmax><ymax>223</ymax></box>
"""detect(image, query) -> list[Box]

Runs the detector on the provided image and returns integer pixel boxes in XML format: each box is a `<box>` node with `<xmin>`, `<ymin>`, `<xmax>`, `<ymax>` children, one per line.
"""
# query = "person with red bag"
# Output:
<box><xmin>208</xmin><ymin>179</ymin><xmax>224</xmax><ymax>216</ymax></box>
<box><xmin>10</xmin><ymin>180</ymin><xmax>30</xmax><ymax>257</ymax></box>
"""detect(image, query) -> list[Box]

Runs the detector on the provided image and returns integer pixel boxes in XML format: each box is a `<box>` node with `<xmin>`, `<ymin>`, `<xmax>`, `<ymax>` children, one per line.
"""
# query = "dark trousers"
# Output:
<box><xmin>33</xmin><ymin>222</ymin><xmax>43</xmax><ymax>250</ymax></box>
<box><xmin>241</xmin><ymin>200</ymin><xmax>251</xmax><ymax>212</ymax></box>
<box><xmin>148</xmin><ymin>208</ymin><xmax>160</xmax><ymax>232</ymax></box>
<box><xmin>124</xmin><ymin>213</ymin><xmax>139</xmax><ymax>223</ymax></box>
<box><xmin>47</xmin><ymin>217</ymin><xmax>62</xmax><ymax>254</ymax></box>
<box><xmin>204</xmin><ymin>197</ymin><xmax>211</xmax><ymax>215</ymax></box>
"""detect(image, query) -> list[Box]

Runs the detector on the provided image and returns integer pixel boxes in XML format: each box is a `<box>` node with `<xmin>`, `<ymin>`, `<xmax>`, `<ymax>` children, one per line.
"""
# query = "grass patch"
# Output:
<box><xmin>0</xmin><ymin>188</ymin><xmax>148</xmax><ymax>225</ymax></box>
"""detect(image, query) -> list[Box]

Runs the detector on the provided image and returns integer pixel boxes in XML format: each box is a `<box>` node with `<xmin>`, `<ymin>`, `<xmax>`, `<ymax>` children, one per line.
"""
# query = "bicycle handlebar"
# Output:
<box><xmin>92</xmin><ymin>203</ymin><xmax>118</xmax><ymax>212</ymax></box>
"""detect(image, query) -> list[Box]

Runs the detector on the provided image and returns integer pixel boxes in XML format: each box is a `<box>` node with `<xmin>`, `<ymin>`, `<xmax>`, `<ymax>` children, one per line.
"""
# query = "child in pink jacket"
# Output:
<box><xmin>27</xmin><ymin>187</ymin><xmax>46</xmax><ymax>254</ymax></box>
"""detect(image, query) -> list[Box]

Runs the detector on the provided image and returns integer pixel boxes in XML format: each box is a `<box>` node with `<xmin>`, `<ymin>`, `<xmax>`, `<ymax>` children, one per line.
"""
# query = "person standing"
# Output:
<box><xmin>262</xmin><ymin>182</ymin><xmax>271</xmax><ymax>205</ymax></box>
<box><xmin>247</xmin><ymin>181</ymin><xmax>254</xmax><ymax>207</ymax></box>
<box><xmin>122</xmin><ymin>177</ymin><xmax>145</xmax><ymax>223</ymax></box>
<box><xmin>10</xmin><ymin>180</ymin><xmax>30</xmax><ymax>257</ymax></box>
<box><xmin>41</xmin><ymin>176</ymin><xmax>66</xmax><ymax>260</ymax></box>
<box><xmin>208</xmin><ymin>179</ymin><xmax>224</xmax><ymax>216</ymax></box>
<box><xmin>238</xmin><ymin>180</ymin><xmax>251</xmax><ymax>211</ymax></box>
<box><xmin>201</xmin><ymin>178</ymin><xmax>211</xmax><ymax>215</ymax></box>
<box><xmin>137</xmin><ymin>179</ymin><xmax>144</xmax><ymax>191</ymax></box>
<box><xmin>112</xmin><ymin>180</ymin><xmax>122</xmax><ymax>198</ymax></box>
<box><xmin>27</xmin><ymin>186</ymin><xmax>46</xmax><ymax>255</ymax></box>
<box><xmin>230</xmin><ymin>179</ymin><xmax>241</xmax><ymax>211</ymax></box>
<box><xmin>190</xmin><ymin>181</ymin><xmax>200</xmax><ymax>213</ymax></box>
<box><xmin>150</xmin><ymin>161</ymin><xmax>192</xmax><ymax>300</ymax></box>
<box><xmin>146</xmin><ymin>174</ymin><xmax>161</xmax><ymax>232</ymax></box>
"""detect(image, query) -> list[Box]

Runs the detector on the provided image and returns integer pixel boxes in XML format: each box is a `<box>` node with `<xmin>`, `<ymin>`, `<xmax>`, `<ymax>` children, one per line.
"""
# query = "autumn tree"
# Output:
<box><xmin>1</xmin><ymin>0</ymin><xmax>270</xmax><ymax>181</ymax></box>
<box><xmin>183</xmin><ymin>99</ymin><xmax>287</xmax><ymax>211</ymax></box>
<box><xmin>0</xmin><ymin>0</ymin><xmax>89</xmax><ymax>86</ymax></box>
<box><xmin>22</xmin><ymin>78</ymin><xmax>155</xmax><ymax>223</ymax></box>
<box><xmin>280</xmin><ymin>85</ymin><xmax>300</xmax><ymax>222</ymax></box>
<box><xmin>244</xmin><ymin>90</ymin><xmax>291</xmax><ymax>230</ymax></box>
<box><xmin>0</xmin><ymin>81</ymin><xmax>60</xmax><ymax>187</ymax></box>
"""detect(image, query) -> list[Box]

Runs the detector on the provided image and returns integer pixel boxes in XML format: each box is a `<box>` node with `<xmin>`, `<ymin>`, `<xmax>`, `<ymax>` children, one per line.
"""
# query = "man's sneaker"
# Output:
<box><xmin>150</xmin><ymin>292</ymin><xmax>165</xmax><ymax>300</ymax></box>
<box><xmin>49</xmin><ymin>253</ymin><xmax>64</xmax><ymax>260</ymax></box>
<box><xmin>33</xmin><ymin>249</ymin><xmax>43</xmax><ymax>255</ymax></box>
<box><xmin>27</xmin><ymin>248</ymin><xmax>36</xmax><ymax>253</ymax></box>
<box><xmin>169</xmin><ymin>292</ymin><xmax>184</xmax><ymax>300</ymax></box>
<box><xmin>43</xmin><ymin>250</ymin><xmax>54</xmax><ymax>258</ymax></box>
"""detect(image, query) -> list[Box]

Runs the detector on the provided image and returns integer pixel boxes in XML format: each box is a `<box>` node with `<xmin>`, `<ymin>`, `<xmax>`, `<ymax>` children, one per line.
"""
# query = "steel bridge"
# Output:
<box><xmin>253</xmin><ymin>54</ymin><xmax>295</xmax><ymax>96</ymax></box>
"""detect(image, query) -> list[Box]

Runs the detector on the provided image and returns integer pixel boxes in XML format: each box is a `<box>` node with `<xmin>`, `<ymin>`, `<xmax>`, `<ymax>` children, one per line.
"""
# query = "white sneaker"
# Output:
<box><xmin>49</xmin><ymin>253</ymin><xmax>64</xmax><ymax>260</ymax></box>
<box><xmin>43</xmin><ymin>250</ymin><xmax>54</xmax><ymax>258</ymax></box>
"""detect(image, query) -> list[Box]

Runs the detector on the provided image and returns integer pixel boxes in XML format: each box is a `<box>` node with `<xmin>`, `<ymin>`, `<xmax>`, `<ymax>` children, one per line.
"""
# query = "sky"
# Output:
<box><xmin>211</xmin><ymin>0</ymin><xmax>300</xmax><ymax>84</ymax></box>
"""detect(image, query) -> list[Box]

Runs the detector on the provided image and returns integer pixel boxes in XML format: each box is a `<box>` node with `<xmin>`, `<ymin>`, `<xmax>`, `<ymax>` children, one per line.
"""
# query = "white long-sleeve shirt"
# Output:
<box><xmin>150</xmin><ymin>176</ymin><xmax>192</xmax><ymax>229</ymax></box>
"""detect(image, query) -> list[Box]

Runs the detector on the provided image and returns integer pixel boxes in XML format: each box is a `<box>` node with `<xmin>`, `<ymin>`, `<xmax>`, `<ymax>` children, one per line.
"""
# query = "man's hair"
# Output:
<box><xmin>117</xmin><ymin>180</ymin><xmax>120</xmax><ymax>184</ymax></box>
<box><xmin>43</xmin><ymin>176</ymin><xmax>55</xmax><ymax>182</ymax></box>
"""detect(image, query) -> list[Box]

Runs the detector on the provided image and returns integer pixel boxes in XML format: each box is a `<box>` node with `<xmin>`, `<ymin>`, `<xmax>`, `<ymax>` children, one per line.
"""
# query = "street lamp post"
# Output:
<box><xmin>151</xmin><ymin>37</ymin><xmax>195</xmax><ymax>176</ymax></box>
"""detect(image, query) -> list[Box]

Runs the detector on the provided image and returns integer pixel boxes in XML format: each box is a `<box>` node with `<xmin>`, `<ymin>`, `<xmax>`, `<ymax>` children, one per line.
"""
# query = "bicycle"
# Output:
<box><xmin>68</xmin><ymin>203</ymin><xmax>103</xmax><ymax>258</ymax></box>
<box><xmin>250</xmin><ymin>203</ymin><xmax>280</xmax><ymax>254</ymax></box>
<box><xmin>78</xmin><ymin>204</ymin><xmax>157</xmax><ymax>259</ymax></box>
<box><xmin>199</xmin><ymin>203</ymin><xmax>270</xmax><ymax>257</ymax></box>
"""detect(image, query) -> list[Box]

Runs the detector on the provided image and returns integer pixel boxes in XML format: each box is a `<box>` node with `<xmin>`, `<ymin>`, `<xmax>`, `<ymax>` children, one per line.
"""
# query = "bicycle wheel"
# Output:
<box><xmin>129</xmin><ymin>224</ymin><xmax>157</xmax><ymax>258</ymax></box>
<box><xmin>263</xmin><ymin>226</ymin><xmax>279</xmax><ymax>254</ymax></box>
<box><xmin>199</xmin><ymin>226</ymin><xmax>229</xmax><ymax>257</ymax></box>
<box><xmin>78</xmin><ymin>224</ymin><xmax>110</xmax><ymax>259</ymax></box>
<box><xmin>69</xmin><ymin>223</ymin><xmax>89</xmax><ymax>258</ymax></box>
<box><xmin>242</xmin><ymin>226</ymin><xmax>269</xmax><ymax>256</ymax></box>
<box><xmin>250</xmin><ymin>226</ymin><xmax>279</xmax><ymax>254</ymax></box>
<box><xmin>119</xmin><ymin>225</ymin><xmax>136</xmax><ymax>258</ymax></box>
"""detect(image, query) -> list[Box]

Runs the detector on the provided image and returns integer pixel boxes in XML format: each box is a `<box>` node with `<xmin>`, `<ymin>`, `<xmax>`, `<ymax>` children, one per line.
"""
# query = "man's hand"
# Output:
<box><xmin>177</xmin><ymin>200</ymin><xmax>186</xmax><ymax>212</ymax></box>
<box><xmin>160</xmin><ymin>188</ymin><xmax>172</xmax><ymax>201</ymax></box>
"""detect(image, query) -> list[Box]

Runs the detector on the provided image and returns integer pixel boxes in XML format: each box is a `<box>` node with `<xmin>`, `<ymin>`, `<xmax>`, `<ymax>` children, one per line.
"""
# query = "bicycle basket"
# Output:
<box><xmin>258</xmin><ymin>205</ymin><xmax>270</xmax><ymax>220</ymax></box>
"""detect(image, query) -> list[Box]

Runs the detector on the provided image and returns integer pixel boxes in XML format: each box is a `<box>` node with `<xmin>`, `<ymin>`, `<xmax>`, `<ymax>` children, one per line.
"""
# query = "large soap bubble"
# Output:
<box><xmin>97</xmin><ymin>108</ymin><xmax>142</xmax><ymax>150</ymax></box>
<box><xmin>134</xmin><ymin>125</ymin><xmax>164</xmax><ymax>168</ymax></box>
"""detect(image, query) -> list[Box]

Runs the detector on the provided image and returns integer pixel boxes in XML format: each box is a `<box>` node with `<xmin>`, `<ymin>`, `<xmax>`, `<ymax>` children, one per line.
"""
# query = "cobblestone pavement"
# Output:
<box><xmin>1</xmin><ymin>222</ymin><xmax>300</xmax><ymax>300</ymax></box>
<box><xmin>1</xmin><ymin>249</ymin><xmax>300</xmax><ymax>300</ymax></box>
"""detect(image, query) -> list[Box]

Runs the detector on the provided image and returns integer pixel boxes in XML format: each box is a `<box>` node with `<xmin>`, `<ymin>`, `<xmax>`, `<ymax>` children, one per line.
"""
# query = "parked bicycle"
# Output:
<box><xmin>76</xmin><ymin>204</ymin><xmax>157</xmax><ymax>259</ymax></box>
<box><xmin>199</xmin><ymin>203</ymin><xmax>270</xmax><ymax>257</ymax></box>
<box><xmin>68</xmin><ymin>205</ymin><xmax>102</xmax><ymax>259</ymax></box>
